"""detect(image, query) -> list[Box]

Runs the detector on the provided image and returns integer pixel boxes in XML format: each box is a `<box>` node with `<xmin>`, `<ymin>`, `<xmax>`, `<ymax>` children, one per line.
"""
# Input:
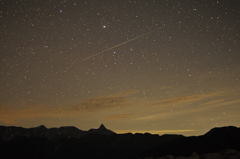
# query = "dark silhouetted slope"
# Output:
<box><xmin>0</xmin><ymin>125</ymin><xmax>239</xmax><ymax>159</ymax></box>
<box><xmin>0</xmin><ymin>124</ymin><xmax>115</xmax><ymax>140</ymax></box>
<box><xmin>87</xmin><ymin>124</ymin><xmax>116</xmax><ymax>135</ymax></box>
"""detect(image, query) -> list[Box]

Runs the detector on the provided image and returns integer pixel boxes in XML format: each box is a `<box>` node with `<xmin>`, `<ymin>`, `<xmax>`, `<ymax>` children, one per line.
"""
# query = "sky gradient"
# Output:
<box><xmin>0</xmin><ymin>0</ymin><xmax>240</xmax><ymax>136</ymax></box>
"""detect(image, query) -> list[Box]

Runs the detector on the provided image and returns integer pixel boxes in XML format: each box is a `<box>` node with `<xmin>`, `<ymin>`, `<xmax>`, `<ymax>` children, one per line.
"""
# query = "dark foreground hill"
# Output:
<box><xmin>0</xmin><ymin>125</ymin><xmax>240</xmax><ymax>159</ymax></box>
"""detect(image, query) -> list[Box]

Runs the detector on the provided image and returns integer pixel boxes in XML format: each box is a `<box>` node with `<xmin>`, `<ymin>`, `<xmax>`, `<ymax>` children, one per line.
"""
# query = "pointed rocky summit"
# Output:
<box><xmin>99</xmin><ymin>124</ymin><xmax>106</xmax><ymax>130</ymax></box>
<box><xmin>88</xmin><ymin>124</ymin><xmax>116</xmax><ymax>135</ymax></box>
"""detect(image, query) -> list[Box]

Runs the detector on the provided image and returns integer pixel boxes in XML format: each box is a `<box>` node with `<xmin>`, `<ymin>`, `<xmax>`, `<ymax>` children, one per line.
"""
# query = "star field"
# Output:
<box><xmin>0</xmin><ymin>0</ymin><xmax>240</xmax><ymax>136</ymax></box>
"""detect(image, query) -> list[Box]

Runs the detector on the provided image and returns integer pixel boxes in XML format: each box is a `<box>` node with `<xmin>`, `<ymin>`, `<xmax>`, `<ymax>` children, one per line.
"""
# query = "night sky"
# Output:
<box><xmin>1</xmin><ymin>0</ymin><xmax>240</xmax><ymax>136</ymax></box>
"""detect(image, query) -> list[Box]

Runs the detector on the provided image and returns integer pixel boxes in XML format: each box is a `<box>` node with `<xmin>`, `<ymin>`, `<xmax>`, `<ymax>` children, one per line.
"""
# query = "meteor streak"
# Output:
<box><xmin>80</xmin><ymin>27</ymin><xmax>162</xmax><ymax>61</ymax></box>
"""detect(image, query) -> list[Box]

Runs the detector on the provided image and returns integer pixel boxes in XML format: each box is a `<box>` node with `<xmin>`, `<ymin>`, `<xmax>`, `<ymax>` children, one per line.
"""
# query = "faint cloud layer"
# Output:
<box><xmin>157</xmin><ymin>92</ymin><xmax>221</xmax><ymax>106</ymax></box>
<box><xmin>72</xmin><ymin>89</ymin><xmax>139</xmax><ymax>111</ymax></box>
<box><xmin>73</xmin><ymin>96</ymin><xmax>126</xmax><ymax>111</ymax></box>
<box><xmin>104</xmin><ymin>114</ymin><xmax>134</xmax><ymax>120</ymax></box>
<box><xmin>0</xmin><ymin>90</ymin><xmax>138</xmax><ymax>124</ymax></box>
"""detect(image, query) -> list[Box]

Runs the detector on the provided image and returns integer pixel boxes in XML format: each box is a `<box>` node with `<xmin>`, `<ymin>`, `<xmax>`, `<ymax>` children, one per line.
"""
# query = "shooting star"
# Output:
<box><xmin>80</xmin><ymin>27</ymin><xmax>163</xmax><ymax>61</ymax></box>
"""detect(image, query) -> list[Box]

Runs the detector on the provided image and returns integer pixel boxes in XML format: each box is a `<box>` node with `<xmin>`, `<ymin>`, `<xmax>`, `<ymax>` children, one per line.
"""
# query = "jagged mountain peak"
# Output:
<box><xmin>99</xmin><ymin>124</ymin><xmax>106</xmax><ymax>129</ymax></box>
<box><xmin>88</xmin><ymin>124</ymin><xmax>116</xmax><ymax>135</ymax></box>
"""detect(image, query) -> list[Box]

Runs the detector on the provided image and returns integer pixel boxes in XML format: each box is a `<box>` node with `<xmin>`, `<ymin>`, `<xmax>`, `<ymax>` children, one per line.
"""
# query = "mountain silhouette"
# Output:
<box><xmin>204</xmin><ymin>126</ymin><xmax>240</xmax><ymax>138</ymax></box>
<box><xmin>0</xmin><ymin>125</ymin><xmax>239</xmax><ymax>159</ymax></box>
<box><xmin>88</xmin><ymin>124</ymin><xmax>116</xmax><ymax>135</ymax></box>
<box><xmin>0</xmin><ymin>124</ymin><xmax>115</xmax><ymax>140</ymax></box>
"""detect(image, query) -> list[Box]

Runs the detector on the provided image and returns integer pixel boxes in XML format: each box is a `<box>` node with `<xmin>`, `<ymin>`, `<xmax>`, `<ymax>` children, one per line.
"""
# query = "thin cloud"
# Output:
<box><xmin>133</xmin><ymin>92</ymin><xmax>226</xmax><ymax>122</ymax></box>
<box><xmin>0</xmin><ymin>105</ymin><xmax>55</xmax><ymax>124</ymax></box>
<box><xmin>140</xmin><ymin>92</ymin><xmax>221</xmax><ymax>109</ymax></box>
<box><xmin>138</xmin><ymin>98</ymin><xmax>240</xmax><ymax>122</ymax></box>
<box><xmin>158</xmin><ymin>93</ymin><xmax>220</xmax><ymax>106</ymax></box>
<box><xmin>203</xmin><ymin>99</ymin><xmax>226</xmax><ymax>106</ymax></box>
<box><xmin>74</xmin><ymin>96</ymin><xmax>127</xmax><ymax>111</ymax></box>
<box><xmin>0</xmin><ymin>90</ymin><xmax>139</xmax><ymax>124</ymax></box>
<box><xmin>72</xmin><ymin>89</ymin><xmax>139</xmax><ymax>111</ymax></box>
<box><xmin>204</xmin><ymin>99</ymin><xmax>240</xmax><ymax>108</ymax></box>
<box><xmin>104</xmin><ymin>113</ymin><xmax>134</xmax><ymax>120</ymax></box>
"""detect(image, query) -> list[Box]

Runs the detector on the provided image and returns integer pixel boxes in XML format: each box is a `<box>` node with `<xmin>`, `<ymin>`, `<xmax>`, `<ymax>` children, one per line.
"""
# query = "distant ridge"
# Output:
<box><xmin>0</xmin><ymin>125</ymin><xmax>239</xmax><ymax>159</ymax></box>
<box><xmin>88</xmin><ymin>124</ymin><xmax>116</xmax><ymax>135</ymax></box>
<box><xmin>204</xmin><ymin>126</ymin><xmax>240</xmax><ymax>137</ymax></box>
<box><xmin>0</xmin><ymin>124</ymin><xmax>115</xmax><ymax>140</ymax></box>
